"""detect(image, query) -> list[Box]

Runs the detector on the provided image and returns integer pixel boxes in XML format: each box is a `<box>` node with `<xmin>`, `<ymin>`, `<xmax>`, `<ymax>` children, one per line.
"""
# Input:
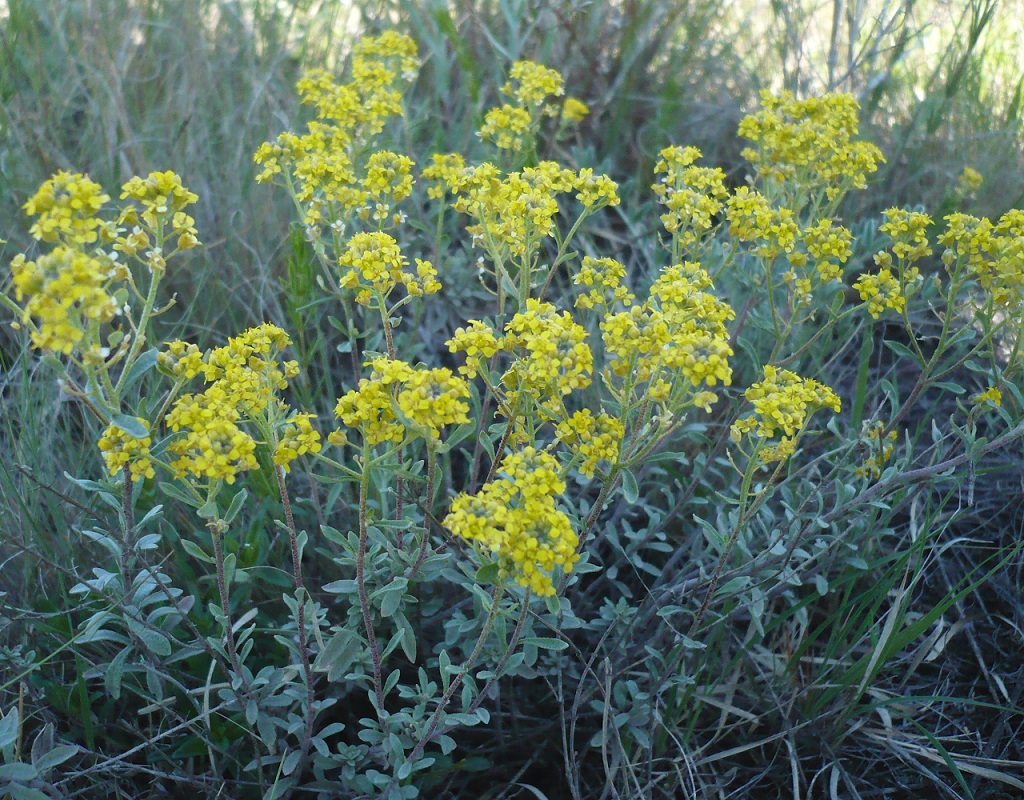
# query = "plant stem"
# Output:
<box><xmin>274</xmin><ymin>464</ymin><xmax>317</xmax><ymax>772</ymax></box>
<box><xmin>210</xmin><ymin>520</ymin><xmax>244</xmax><ymax>679</ymax></box>
<box><xmin>356</xmin><ymin>448</ymin><xmax>386</xmax><ymax>719</ymax></box>
<box><xmin>119</xmin><ymin>468</ymin><xmax>135</xmax><ymax>592</ymax></box>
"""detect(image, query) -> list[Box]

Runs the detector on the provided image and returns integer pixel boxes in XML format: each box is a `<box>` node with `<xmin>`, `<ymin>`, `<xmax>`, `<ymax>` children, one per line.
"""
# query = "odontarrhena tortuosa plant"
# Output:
<box><xmin>6</xmin><ymin>27</ymin><xmax>1024</xmax><ymax>800</ymax></box>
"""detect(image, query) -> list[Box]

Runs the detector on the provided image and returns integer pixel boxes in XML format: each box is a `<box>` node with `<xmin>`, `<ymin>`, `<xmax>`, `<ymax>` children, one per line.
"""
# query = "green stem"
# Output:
<box><xmin>113</xmin><ymin>259</ymin><xmax>162</xmax><ymax>398</ymax></box>
<box><xmin>357</xmin><ymin>445</ymin><xmax>386</xmax><ymax>718</ymax></box>
<box><xmin>274</xmin><ymin>464</ymin><xmax>316</xmax><ymax>775</ymax></box>
<box><xmin>210</xmin><ymin>520</ymin><xmax>244</xmax><ymax>680</ymax></box>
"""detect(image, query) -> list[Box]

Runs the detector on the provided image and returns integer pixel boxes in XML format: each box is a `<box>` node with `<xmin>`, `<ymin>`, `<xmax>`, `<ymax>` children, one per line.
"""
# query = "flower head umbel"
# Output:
<box><xmin>555</xmin><ymin>410</ymin><xmax>624</xmax><ymax>478</ymax></box>
<box><xmin>653</xmin><ymin>146</ymin><xmax>728</xmax><ymax>248</ymax></box>
<box><xmin>274</xmin><ymin>412</ymin><xmax>323</xmax><ymax>471</ymax></box>
<box><xmin>573</xmin><ymin>256</ymin><xmax>633</xmax><ymax>310</ymax></box>
<box><xmin>738</xmin><ymin>90</ymin><xmax>884</xmax><ymax>203</ymax></box>
<box><xmin>98</xmin><ymin>418</ymin><xmax>156</xmax><ymax>481</ymax></box>
<box><xmin>939</xmin><ymin>210</ymin><xmax>1024</xmax><ymax>314</ymax></box>
<box><xmin>447</xmin><ymin>320</ymin><xmax>502</xmax><ymax>378</ymax></box>
<box><xmin>853</xmin><ymin>420</ymin><xmax>898</xmax><ymax>480</ymax></box>
<box><xmin>23</xmin><ymin>171</ymin><xmax>110</xmax><ymax>244</ymax></box>
<box><xmin>163</xmin><ymin>323</ymin><xmax>301</xmax><ymax>485</ymax></box>
<box><xmin>338</xmin><ymin>231</ymin><xmax>439</xmax><ymax>305</ymax></box>
<box><xmin>335</xmin><ymin>358</ymin><xmax>470</xmax><ymax>445</ymax></box>
<box><xmin>10</xmin><ymin>247</ymin><xmax>123</xmax><ymax>357</ymax></box>
<box><xmin>501</xmin><ymin>299</ymin><xmax>593</xmax><ymax>402</ymax></box>
<box><xmin>731</xmin><ymin>366</ymin><xmax>841</xmax><ymax>462</ymax></box>
<box><xmin>118</xmin><ymin>171</ymin><xmax>201</xmax><ymax>262</ymax></box>
<box><xmin>166</xmin><ymin>393</ymin><xmax>258</xmax><ymax>484</ymax></box>
<box><xmin>444</xmin><ymin>447</ymin><xmax>578</xmax><ymax>596</ymax></box>
<box><xmin>253</xmin><ymin>32</ymin><xmax>419</xmax><ymax>234</ymax></box>
<box><xmin>601</xmin><ymin>262</ymin><xmax>734</xmax><ymax>410</ymax></box>
<box><xmin>478</xmin><ymin>60</ymin><xmax>566</xmax><ymax>152</ymax></box>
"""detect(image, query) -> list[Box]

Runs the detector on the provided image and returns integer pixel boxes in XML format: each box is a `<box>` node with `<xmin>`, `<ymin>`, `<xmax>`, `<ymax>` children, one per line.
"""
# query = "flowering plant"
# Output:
<box><xmin>4</xmin><ymin>29</ymin><xmax>1022</xmax><ymax>800</ymax></box>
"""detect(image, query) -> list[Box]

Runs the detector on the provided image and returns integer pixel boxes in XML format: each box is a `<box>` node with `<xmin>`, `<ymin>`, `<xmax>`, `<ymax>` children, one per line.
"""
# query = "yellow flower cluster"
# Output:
<box><xmin>853</xmin><ymin>267</ymin><xmax>911</xmax><ymax>318</ymax></box>
<box><xmin>202</xmin><ymin>324</ymin><xmax>299</xmax><ymax>414</ymax></box>
<box><xmin>503</xmin><ymin>61</ymin><xmax>564</xmax><ymax>106</ymax></box>
<box><xmin>447</xmin><ymin>161</ymin><xmax>571</xmax><ymax>259</ymax></box>
<box><xmin>352</xmin><ymin>29</ymin><xmax>419</xmax><ymax>84</ymax></box>
<box><xmin>573</xmin><ymin>256</ymin><xmax>633</xmax><ymax>310</ymax></box>
<box><xmin>479</xmin><ymin>104</ymin><xmax>534</xmax><ymax>151</ymax></box>
<box><xmin>726</xmin><ymin>187</ymin><xmax>799</xmax><ymax>260</ymax></box>
<box><xmin>957</xmin><ymin>166</ymin><xmax>983</xmax><ymax>196</ymax></box>
<box><xmin>939</xmin><ymin>210</ymin><xmax>1024</xmax><ymax>311</ymax></box>
<box><xmin>167</xmin><ymin>393</ymin><xmax>259</xmax><ymax>484</ymax></box>
<box><xmin>337</xmin><ymin>231</ymin><xmax>440</xmax><ymax>305</ymax></box>
<box><xmin>22</xmin><ymin>171</ymin><xmax>111</xmax><ymax>244</ymax></box>
<box><xmin>731</xmin><ymin>366</ymin><xmax>841</xmax><ymax>461</ymax></box>
<box><xmin>555</xmin><ymin>409</ymin><xmax>624</xmax><ymax>478</ymax></box>
<box><xmin>479</xmin><ymin>61</ymin><xmax>561</xmax><ymax>151</ymax></box>
<box><xmin>446</xmin><ymin>320</ymin><xmax>502</xmax><ymax>378</ymax></box>
<box><xmin>573</xmin><ymin>168</ymin><xmax>620</xmax><ymax>209</ymax></box>
<box><xmin>98</xmin><ymin>418</ymin><xmax>156</xmax><ymax>481</ymax></box>
<box><xmin>737</xmin><ymin>90</ymin><xmax>884</xmax><ymax>201</ymax></box>
<box><xmin>878</xmin><ymin>208</ymin><xmax>932</xmax><ymax>265</ymax></box>
<box><xmin>779</xmin><ymin>219</ymin><xmax>854</xmax><ymax>305</ymax></box>
<box><xmin>254</xmin><ymin>32</ymin><xmax>418</xmax><ymax>229</ymax></box>
<box><xmin>500</xmin><ymin>299</ymin><xmax>593</xmax><ymax>402</ymax></box>
<box><xmin>10</xmin><ymin>247</ymin><xmax>123</xmax><ymax>356</ymax></box>
<box><xmin>433</xmin><ymin>159</ymin><xmax>616</xmax><ymax>267</ymax></box>
<box><xmin>853</xmin><ymin>421</ymin><xmax>897</xmax><ymax>480</ymax></box>
<box><xmin>116</xmin><ymin>171</ymin><xmax>201</xmax><ymax>269</ymax></box>
<box><xmin>165</xmin><ymin>323</ymin><xmax>305</xmax><ymax>484</ymax></box>
<box><xmin>421</xmin><ymin>153</ymin><xmax>467</xmax><ymax>200</ymax></box>
<box><xmin>562</xmin><ymin>97</ymin><xmax>590</xmax><ymax>124</ymax></box>
<box><xmin>274</xmin><ymin>412</ymin><xmax>323</xmax><ymax>471</ymax></box>
<box><xmin>601</xmin><ymin>262</ymin><xmax>734</xmax><ymax>403</ymax></box>
<box><xmin>334</xmin><ymin>358</ymin><xmax>470</xmax><ymax>445</ymax></box>
<box><xmin>361</xmin><ymin>150</ymin><xmax>414</xmax><ymax>224</ymax></box>
<box><xmin>652</xmin><ymin>146</ymin><xmax>728</xmax><ymax>246</ymax></box>
<box><xmin>801</xmin><ymin>219</ymin><xmax>853</xmax><ymax>283</ymax></box>
<box><xmin>159</xmin><ymin>339</ymin><xmax>205</xmax><ymax>380</ymax></box>
<box><xmin>444</xmin><ymin>447</ymin><xmax>578</xmax><ymax>596</ymax></box>
<box><xmin>973</xmin><ymin>386</ymin><xmax>1002</xmax><ymax>407</ymax></box>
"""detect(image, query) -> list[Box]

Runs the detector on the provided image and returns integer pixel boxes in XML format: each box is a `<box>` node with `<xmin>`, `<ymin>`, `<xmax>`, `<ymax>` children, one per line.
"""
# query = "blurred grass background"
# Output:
<box><xmin>1</xmin><ymin>0</ymin><xmax>1023</xmax><ymax>797</ymax></box>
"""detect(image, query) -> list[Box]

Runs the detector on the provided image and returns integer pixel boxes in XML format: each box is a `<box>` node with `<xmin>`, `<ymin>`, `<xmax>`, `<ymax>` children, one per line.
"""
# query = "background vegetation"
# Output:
<box><xmin>2</xmin><ymin>0</ymin><xmax>1023</xmax><ymax>798</ymax></box>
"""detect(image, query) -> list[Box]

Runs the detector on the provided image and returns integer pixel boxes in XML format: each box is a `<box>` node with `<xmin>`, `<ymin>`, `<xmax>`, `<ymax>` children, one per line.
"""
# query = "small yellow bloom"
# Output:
<box><xmin>973</xmin><ymin>387</ymin><xmax>1002</xmax><ymax>407</ymax></box>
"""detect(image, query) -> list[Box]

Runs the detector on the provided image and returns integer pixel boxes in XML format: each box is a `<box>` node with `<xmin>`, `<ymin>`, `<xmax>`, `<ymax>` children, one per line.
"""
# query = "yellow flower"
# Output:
<box><xmin>731</xmin><ymin>366</ymin><xmax>841</xmax><ymax>459</ymax></box>
<box><xmin>443</xmin><ymin>447</ymin><xmax>579</xmax><ymax>596</ymax></box>
<box><xmin>98</xmin><ymin>418</ymin><xmax>156</xmax><ymax>481</ymax></box>
<box><xmin>653</xmin><ymin>146</ymin><xmax>728</xmax><ymax>245</ymax></box>
<box><xmin>957</xmin><ymin>166</ymin><xmax>983</xmax><ymax>195</ymax></box>
<box><xmin>337</xmin><ymin>231</ymin><xmax>436</xmax><ymax>302</ymax></box>
<box><xmin>738</xmin><ymin>90</ymin><xmax>883</xmax><ymax>200</ymax></box>
<box><xmin>555</xmin><ymin>410</ymin><xmax>624</xmax><ymax>478</ymax></box>
<box><xmin>853</xmin><ymin>420</ymin><xmax>898</xmax><ymax>479</ymax></box>
<box><xmin>574</xmin><ymin>168</ymin><xmax>619</xmax><ymax>208</ymax></box>
<box><xmin>562</xmin><ymin>97</ymin><xmax>589</xmax><ymax>123</ymax></box>
<box><xmin>853</xmin><ymin>267</ymin><xmax>910</xmax><ymax>318</ymax></box>
<box><xmin>166</xmin><ymin>393</ymin><xmax>258</xmax><ymax>484</ymax></box>
<box><xmin>505</xmin><ymin>60</ymin><xmax>564</xmax><ymax>106</ymax></box>
<box><xmin>973</xmin><ymin>387</ymin><xmax>1002</xmax><ymax>407</ymax></box>
<box><xmin>10</xmin><ymin>247</ymin><xmax>122</xmax><ymax>356</ymax></box>
<box><xmin>502</xmin><ymin>300</ymin><xmax>593</xmax><ymax>400</ymax></box>
<box><xmin>573</xmin><ymin>256</ymin><xmax>633</xmax><ymax>310</ymax></box>
<box><xmin>478</xmin><ymin>104</ymin><xmax>533</xmax><ymax>151</ymax></box>
<box><xmin>335</xmin><ymin>358</ymin><xmax>470</xmax><ymax>445</ymax></box>
<box><xmin>274</xmin><ymin>413</ymin><xmax>323</xmax><ymax>471</ymax></box>
<box><xmin>23</xmin><ymin>171</ymin><xmax>110</xmax><ymax>244</ymax></box>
